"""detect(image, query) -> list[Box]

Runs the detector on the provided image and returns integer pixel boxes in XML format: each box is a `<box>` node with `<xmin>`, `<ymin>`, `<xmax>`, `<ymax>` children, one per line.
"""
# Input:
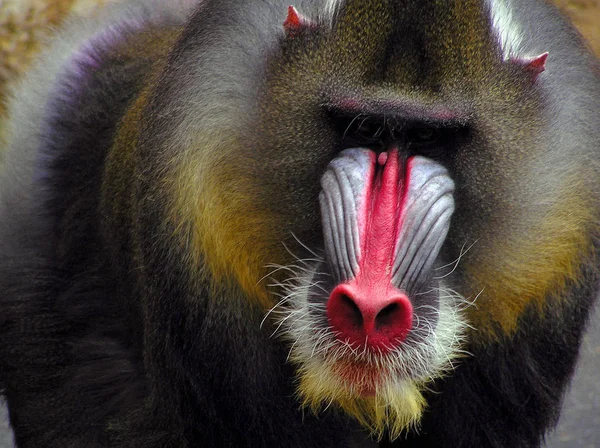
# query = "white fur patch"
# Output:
<box><xmin>322</xmin><ymin>0</ymin><xmax>345</xmax><ymax>21</ymax></box>
<box><xmin>486</xmin><ymin>0</ymin><xmax>524</xmax><ymax>60</ymax></box>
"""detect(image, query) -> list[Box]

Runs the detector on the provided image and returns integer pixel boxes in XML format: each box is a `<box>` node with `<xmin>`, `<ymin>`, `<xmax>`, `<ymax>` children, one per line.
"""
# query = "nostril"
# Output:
<box><xmin>327</xmin><ymin>286</ymin><xmax>365</xmax><ymax>343</ymax></box>
<box><xmin>375</xmin><ymin>302</ymin><xmax>400</xmax><ymax>330</ymax></box>
<box><xmin>339</xmin><ymin>294</ymin><xmax>363</xmax><ymax>329</ymax></box>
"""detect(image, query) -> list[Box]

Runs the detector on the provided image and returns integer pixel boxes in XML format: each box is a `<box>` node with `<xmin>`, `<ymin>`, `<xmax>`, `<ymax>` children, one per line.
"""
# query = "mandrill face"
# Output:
<box><xmin>173</xmin><ymin>1</ymin><xmax>587</xmax><ymax>441</ymax></box>
<box><xmin>237</xmin><ymin>7</ymin><xmax>482</xmax><ymax>437</ymax></box>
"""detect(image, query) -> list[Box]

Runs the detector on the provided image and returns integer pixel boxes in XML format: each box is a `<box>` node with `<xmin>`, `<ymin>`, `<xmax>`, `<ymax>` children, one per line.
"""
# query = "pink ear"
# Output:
<box><xmin>283</xmin><ymin>5</ymin><xmax>314</xmax><ymax>37</ymax></box>
<box><xmin>510</xmin><ymin>52</ymin><xmax>549</xmax><ymax>82</ymax></box>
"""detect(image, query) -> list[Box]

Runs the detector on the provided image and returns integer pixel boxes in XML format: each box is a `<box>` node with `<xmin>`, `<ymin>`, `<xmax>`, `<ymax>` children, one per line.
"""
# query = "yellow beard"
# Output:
<box><xmin>297</xmin><ymin>358</ymin><xmax>426</xmax><ymax>441</ymax></box>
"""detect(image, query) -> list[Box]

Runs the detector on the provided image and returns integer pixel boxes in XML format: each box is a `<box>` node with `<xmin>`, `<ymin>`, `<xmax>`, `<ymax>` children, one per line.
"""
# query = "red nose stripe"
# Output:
<box><xmin>327</xmin><ymin>150</ymin><xmax>414</xmax><ymax>351</ymax></box>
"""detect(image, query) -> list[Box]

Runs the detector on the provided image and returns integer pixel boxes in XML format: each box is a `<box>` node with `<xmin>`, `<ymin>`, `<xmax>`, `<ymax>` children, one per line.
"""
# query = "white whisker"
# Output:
<box><xmin>434</xmin><ymin>239</ymin><xmax>478</xmax><ymax>279</ymax></box>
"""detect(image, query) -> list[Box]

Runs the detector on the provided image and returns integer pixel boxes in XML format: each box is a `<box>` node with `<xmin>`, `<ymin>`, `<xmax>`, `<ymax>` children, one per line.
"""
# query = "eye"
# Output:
<box><xmin>332</xmin><ymin>114</ymin><xmax>386</xmax><ymax>148</ymax></box>
<box><xmin>404</xmin><ymin>124</ymin><xmax>459</xmax><ymax>159</ymax></box>
<box><xmin>405</xmin><ymin>125</ymin><xmax>441</xmax><ymax>146</ymax></box>
<box><xmin>352</xmin><ymin>117</ymin><xmax>384</xmax><ymax>141</ymax></box>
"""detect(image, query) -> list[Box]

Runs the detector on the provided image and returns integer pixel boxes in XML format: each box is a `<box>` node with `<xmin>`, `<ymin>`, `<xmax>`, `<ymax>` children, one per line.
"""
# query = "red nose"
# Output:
<box><xmin>327</xmin><ymin>283</ymin><xmax>413</xmax><ymax>352</ymax></box>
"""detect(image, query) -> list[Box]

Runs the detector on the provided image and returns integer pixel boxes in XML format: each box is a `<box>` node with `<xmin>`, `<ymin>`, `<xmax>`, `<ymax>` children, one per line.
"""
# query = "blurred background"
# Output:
<box><xmin>0</xmin><ymin>0</ymin><xmax>599</xmax><ymax>446</ymax></box>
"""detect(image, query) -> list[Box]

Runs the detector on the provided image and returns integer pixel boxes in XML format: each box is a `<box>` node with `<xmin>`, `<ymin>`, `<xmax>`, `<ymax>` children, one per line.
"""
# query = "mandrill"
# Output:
<box><xmin>0</xmin><ymin>0</ymin><xmax>599</xmax><ymax>447</ymax></box>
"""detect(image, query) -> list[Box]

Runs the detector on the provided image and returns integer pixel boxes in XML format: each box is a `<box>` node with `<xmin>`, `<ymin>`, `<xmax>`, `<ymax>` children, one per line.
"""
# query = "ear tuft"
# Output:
<box><xmin>283</xmin><ymin>5</ymin><xmax>315</xmax><ymax>37</ymax></box>
<box><xmin>510</xmin><ymin>52</ymin><xmax>549</xmax><ymax>82</ymax></box>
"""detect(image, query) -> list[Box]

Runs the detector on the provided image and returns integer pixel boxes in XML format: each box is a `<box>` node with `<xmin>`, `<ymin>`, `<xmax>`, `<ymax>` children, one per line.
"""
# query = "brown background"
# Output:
<box><xmin>554</xmin><ymin>0</ymin><xmax>600</xmax><ymax>55</ymax></box>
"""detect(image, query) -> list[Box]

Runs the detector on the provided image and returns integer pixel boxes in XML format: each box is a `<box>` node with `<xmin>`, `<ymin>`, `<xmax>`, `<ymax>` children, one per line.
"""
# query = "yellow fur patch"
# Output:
<box><xmin>298</xmin><ymin>359</ymin><xmax>426</xmax><ymax>441</ymax></box>
<box><xmin>465</xmin><ymin>176</ymin><xmax>596</xmax><ymax>338</ymax></box>
<box><xmin>169</xmin><ymin>143</ymin><xmax>284</xmax><ymax>308</ymax></box>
